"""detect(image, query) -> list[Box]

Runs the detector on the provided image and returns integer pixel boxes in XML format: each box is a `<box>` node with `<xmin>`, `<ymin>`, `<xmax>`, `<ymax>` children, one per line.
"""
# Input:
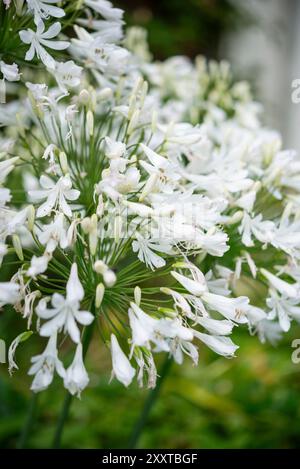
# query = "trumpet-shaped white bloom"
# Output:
<box><xmin>27</xmin><ymin>254</ymin><xmax>50</xmax><ymax>278</ymax></box>
<box><xmin>0</xmin><ymin>282</ymin><xmax>20</xmax><ymax>307</ymax></box>
<box><xmin>19</xmin><ymin>21</ymin><xmax>69</xmax><ymax>70</ymax></box>
<box><xmin>29</xmin><ymin>332</ymin><xmax>65</xmax><ymax>392</ymax></box>
<box><xmin>36</xmin><ymin>264</ymin><xmax>94</xmax><ymax>343</ymax></box>
<box><xmin>261</xmin><ymin>268</ymin><xmax>300</xmax><ymax>299</ymax></box>
<box><xmin>29</xmin><ymin>175</ymin><xmax>80</xmax><ymax>218</ymax></box>
<box><xmin>38</xmin><ymin>213</ymin><xmax>69</xmax><ymax>253</ymax></box>
<box><xmin>194</xmin><ymin>331</ymin><xmax>238</xmax><ymax>357</ymax></box>
<box><xmin>84</xmin><ymin>0</ymin><xmax>124</xmax><ymax>22</ymax></box>
<box><xmin>53</xmin><ymin>61</ymin><xmax>83</xmax><ymax>94</ymax></box>
<box><xmin>64</xmin><ymin>343</ymin><xmax>89</xmax><ymax>397</ymax></box>
<box><xmin>110</xmin><ymin>334</ymin><xmax>136</xmax><ymax>387</ymax></box>
<box><xmin>129</xmin><ymin>302</ymin><xmax>193</xmax><ymax>353</ymax></box>
<box><xmin>0</xmin><ymin>157</ymin><xmax>19</xmax><ymax>184</ymax></box>
<box><xmin>0</xmin><ymin>61</ymin><xmax>20</xmax><ymax>82</ymax></box>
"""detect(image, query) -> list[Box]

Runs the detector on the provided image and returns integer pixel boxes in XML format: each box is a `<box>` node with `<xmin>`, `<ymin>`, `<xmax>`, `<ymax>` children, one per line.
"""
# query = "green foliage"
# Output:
<box><xmin>1</xmin><ymin>325</ymin><xmax>300</xmax><ymax>448</ymax></box>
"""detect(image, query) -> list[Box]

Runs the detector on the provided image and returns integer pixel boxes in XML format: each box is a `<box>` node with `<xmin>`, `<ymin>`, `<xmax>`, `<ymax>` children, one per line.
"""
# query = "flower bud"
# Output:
<box><xmin>96</xmin><ymin>194</ymin><xmax>104</xmax><ymax>217</ymax></box>
<box><xmin>114</xmin><ymin>215</ymin><xmax>123</xmax><ymax>243</ymax></box>
<box><xmin>81</xmin><ymin>217</ymin><xmax>92</xmax><ymax>234</ymax></box>
<box><xmin>87</xmin><ymin>110</ymin><xmax>94</xmax><ymax>136</ymax></box>
<box><xmin>89</xmin><ymin>214</ymin><xmax>98</xmax><ymax>255</ymax></box>
<box><xmin>127</xmin><ymin>109</ymin><xmax>140</xmax><ymax>135</ymax></box>
<box><xmin>140</xmin><ymin>80</ymin><xmax>148</xmax><ymax>108</ymax></box>
<box><xmin>78</xmin><ymin>89</ymin><xmax>90</xmax><ymax>106</ymax></box>
<box><xmin>12</xmin><ymin>235</ymin><xmax>23</xmax><ymax>261</ymax></box>
<box><xmin>94</xmin><ymin>260</ymin><xmax>107</xmax><ymax>274</ymax></box>
<box><xmin>103</xmin><ymin>269</ymin><xmax>116</xmax><ymax>287</ymax></box>
<box><xmin>128</xmin><ymin>94</ymin><xmax>136</xmax><ymax>120</ymax></box>
<box><xmin>134</xmin><ymin>286</ymin><xmax>141</xmax><ymax>306</ymax></box>
<box><xmin>98</xmin><ymin>87</ymin><xmax>113</xmax><ymax>100</ymax></box>
<box><xmin>151</xmin><ymin>110</ymin><xmax>157</xmax><ymax>134</ymax></box>
<box><xmin>95</xmin><ymin>283</ymin><xmax>105</xmax><ymax>308</ymax></box>
<box><xmin>139</xmin><ymin>173</ymin><xmax>158</xmax><ymax>202</ymax></box>
<box><xmin>27</xmin><ymin>205</ymin><xmax>35</xmax><ymax>231</ymax></box>
<box><xmin>59</xmin><ymin>151</ymin><xmax>69</xmax><ymax>174</ymax></box>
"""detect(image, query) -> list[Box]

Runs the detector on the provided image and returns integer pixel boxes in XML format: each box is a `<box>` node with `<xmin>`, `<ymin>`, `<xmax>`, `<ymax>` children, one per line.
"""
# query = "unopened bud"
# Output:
<box><xmin>128</xmin><ymin>94</ymin><xmax>136</xmax><ymax>120</ymax></box>
<box><xmin>59</xmin><ymin>151</ymin><xmax>69</xmax><ymax>174</ymax></box>
<box><xmin>134</xmin><ymin>286</ymin><xmax>141</xmax><ymax>306</ymax></box>
<box><xmin>103</xmin><ymin>269</ymin><xmax>116</xmax><ymax>287</ymax></box>
<box><xmin>114</xmin><ymin>215</ymin><xmax>123</xmax><ymax>243</ymax></box>
<box><xmin>12</xmin><ymin>235</ymin><xmax>23</xmax><ymax>261</ymax></box>
<box><xmin>81</xmin><ymin>217</ymin><xmax>92</xmax><ymax>234</ymax></box>
<box><xmin>140</xmin><ymin>81</ymin><xmax>148</xmax><ymax>108</ymax></box>
<box><xmin>94</xmin><ymin>260</ymin><xmax>107</xmax><ymax>274</ymax></box>
<box><xmin>78</xmin><ymin>89</ymin><xmax>90</xmax><ymax>106</ymax></box>
<box><xmin>127</xmin><ymin>109</ymin><xmax>140</xmax><ymax>135</ymax></box>
<box><xmin>139</xmin><ymin>173</ymin><xmax>158</xmax><ymax>202</ymax></box>
<box><xmin>224</xmin><ymin>210</ymin><xmax>244</xmax><ymax>225</ymax></box>
<box><xmin>151</xmin><ymin>110</ymin><xmax>157</xmax><ymax>134</ymax></box>
<box><xmin>96</xmin><ymin>194</ymin><xmax>104</xmax><ymax>217</ymax></box>
<box><xmin>87</xmin><ymin>110</ymin><xmax>94</xmax><ymax>136</ymax></box>
<box><xmin>27</xmin><ymin>205</ymin><xmax>35</xmax><ymax>231</ymax></box>
<box><xmin>89</xmin><ymin>214</ymin><xmax>98</xmax><ymax>255</ymax></box>
<box><xmin>95</xmin><ymin>282</ymin><xmax>105</xmax><ymax>307</ymax></box>
<box><xmin>98</xmin><ymin>87</ymin><xmax>113</xmax><ymax>100</ymax></box>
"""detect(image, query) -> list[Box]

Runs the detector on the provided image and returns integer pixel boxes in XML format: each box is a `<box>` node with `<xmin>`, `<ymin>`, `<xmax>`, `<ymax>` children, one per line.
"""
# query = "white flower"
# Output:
<box><xmin>110</xmin><ymin>334</ymin><xmax>135</xmax><ymax>387</ymax></box>
<box><xmin>27</xmin><ymin>254</ymin><xmax>50</xmax><ymax>277</ymax></box>
<box><xmin>196</xmin><ymin>317</ymin><xmax>234</xmax><ymax>335</ymax></box>
<box><xmin>29</xmin><ymin>174</ymin><xmax>80</xmax><ymax>218</ymax></box>
<box><xmin>36</xmin><ymin>263</ymin><xmax>94</xmax><ymax>343</ymax></box>
<box><xmin>19</xmin><ymin>21</ymin><xmax>69</xmax><ymax>70</ymax></box>
<box><xmin>54</xmin><ymin>61</ymin><xmax>83</xmax><ymax>94</ymax></box>
<box><xmin>84</xmin><ymin>0</ymin><xmax>124</xmax><ymax>22</ymax></box>
<box><xmin>104</xmin><ymin>137</ymin><xmax>126</xmax><ymax>159</ymax></box>
<box><xmin>97</xmin><ymin>166</ymin><xmax>140</xmax><ymax>201</ymax></box>
<box><xmin>261</xmin><ymin>268</ymin><xmax>300</xmax><ymax>299</ymax></box>
<box><xmin>132</xmin><ymin>232</ymin><xmax>172</xmax><ymax>270</ymax></box>
<box><xmin>0</xmin><ymin>61</ymin><xmax>20</xmax><ymax>81</ymax></box>
<box><xmin>3</xmin><ymin>0</ymin><xmax>11</xmax><ymax>9</ymax></box>
<box><xmin>8</xmin><ymin>331</ymin><xmax>33</xmax><ymax>375</ymax></box>
<box><xmin>201</xmin><ymin>292</ymin><xmax>249</xmax><ymax>324</ymax></box>
<box><xmin>0</xmin><ymin>282</ymin><xmax>20</xmax><ymax>307</ymax></box>
<box><xmin>139</xmin><ymin>143</ymin><xmax>181</xmax><ymax>190</ymax></box>
<box><xmin>38</xmin><ymin>213</ymin><xmax>69</xmax><ymax>253</ymax></box>
<box><xmin>171</xmin><ymin>270</ymin><xmax>208</xmax><ymax>296</ymax></box>
<box><xmin>171</xmin><ymin>265</ymin><xmax>249</xmax><ymax>323</ymax></box>
<box><xmin>0</xmin><ymin>157</ymin><xmax>19</xmax><ymax>184</ymax></box>
<box><xmin>194</xmin><ymin>331</ymin><xmax>238</xmax><ymax>357</ymax></box>
<box><xmin>129</xmin><ymin>302</ymin><xmax>193</xmax><ymax>351</ymax></box>
<box><xmin>64</xmin><ymin>343</ymin><xmax>89</xmax><ymax>397</ymax></box>
<box><xmin>267</xmin><ymin>289</ymin><xmax>300</xmax><ymax>332</ymax></box>
<box><xmin>72</xmin><ymin>26</ymin><xmax>129</xmax><ymax>78</ymax></box>
<box><xmin>28</xmin><ymin>332</ymin><xmax>65</xmax><ymax>392</ymax></box>
<box><xmin>26</xmin><ymin>0</ymin><xmax>65</xmax><ymax>24</ymax></box>
<box><xmin>239</xmin><ymin>213</ymin><xmax>275</xmax><ymax>247</ymax></box>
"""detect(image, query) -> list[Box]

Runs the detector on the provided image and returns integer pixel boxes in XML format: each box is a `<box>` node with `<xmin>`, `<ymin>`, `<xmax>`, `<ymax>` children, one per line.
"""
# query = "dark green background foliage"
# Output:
<box><xmin>116</xmin><ymin>0</ymin><xmax>248</xmax><ymax>59</ymax></box>
<box><xmin>1</xmin><ymin>0</ymin><xmax>300</xmax><ymax>450</ymax></box>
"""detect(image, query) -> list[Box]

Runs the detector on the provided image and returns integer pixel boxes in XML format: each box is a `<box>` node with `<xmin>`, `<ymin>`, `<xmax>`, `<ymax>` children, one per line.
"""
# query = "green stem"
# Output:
<box><xmin>127</xmin><ymin>356</ymin><xmax>172</xmax><ymax>449</ymax></box>
<box><xmin>51</xmin><ymin>322</ymin><xmax>95</xmax><ymax>449</ymax></box>
<box><xmin>17</xmin><ymin>392</ymin><xmax>38</xmax><ymax>449</ymax></box>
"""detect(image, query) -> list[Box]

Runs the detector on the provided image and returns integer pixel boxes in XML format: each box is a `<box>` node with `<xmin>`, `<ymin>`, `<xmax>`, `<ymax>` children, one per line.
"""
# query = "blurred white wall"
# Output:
<box><xmin>222</xmin><ymin>0</ymin><xmax>300</xmax><ymax>152</ymax></box>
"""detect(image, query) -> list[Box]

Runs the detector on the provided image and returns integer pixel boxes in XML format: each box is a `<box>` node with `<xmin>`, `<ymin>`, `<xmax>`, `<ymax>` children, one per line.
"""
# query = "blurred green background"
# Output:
<box><xmin>1</xmin><ymin>0</ymin><xmax>300</xmax><ymax>450</ymax></box>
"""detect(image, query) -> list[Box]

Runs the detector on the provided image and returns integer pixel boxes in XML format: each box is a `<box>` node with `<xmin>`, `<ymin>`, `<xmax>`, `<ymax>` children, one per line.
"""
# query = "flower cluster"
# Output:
<box><xmin>0</xmin><ymin>1</ymin><xmax>300</xmax><ymax>397</ymax></box>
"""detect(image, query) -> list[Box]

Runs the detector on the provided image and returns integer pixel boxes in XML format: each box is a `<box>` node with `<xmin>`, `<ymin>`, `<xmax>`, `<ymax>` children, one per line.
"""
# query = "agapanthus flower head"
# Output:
<box><xmin>0</xmin><ymin>0</ymin><xmax>300</xmax><ymax>398</ymax></box>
